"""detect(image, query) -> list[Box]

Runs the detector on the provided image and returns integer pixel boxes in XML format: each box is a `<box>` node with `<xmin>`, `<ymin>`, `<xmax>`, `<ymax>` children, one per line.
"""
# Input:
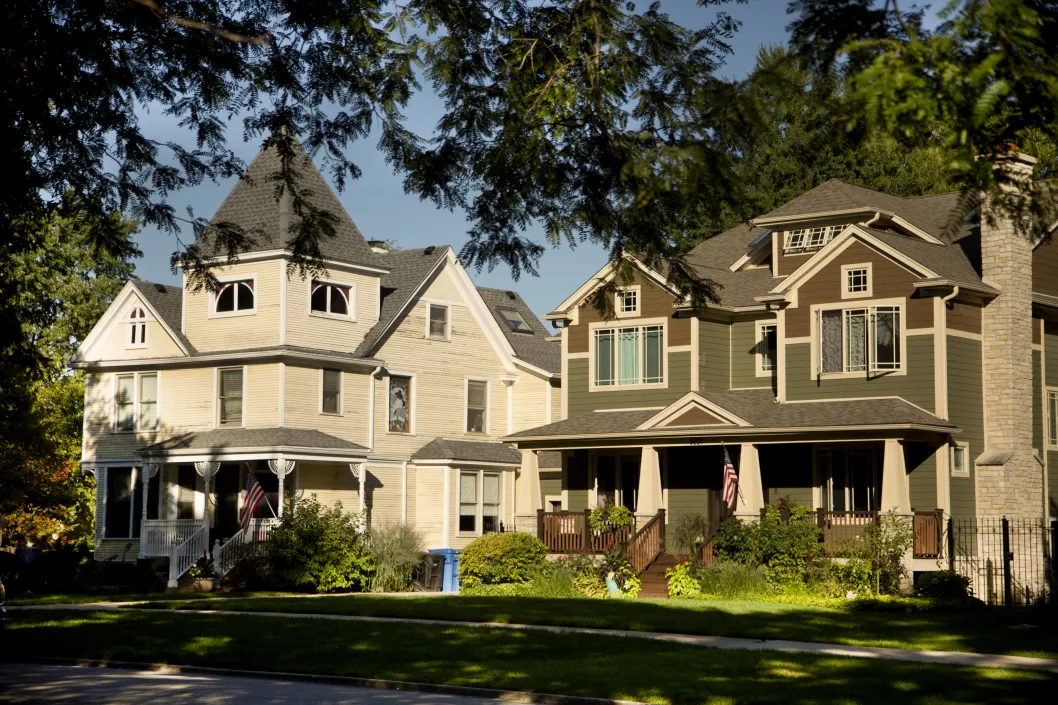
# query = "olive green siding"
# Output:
<box><xmin>565</xmin><ymin>451</ymin><xmax>592</xmax><ymax>511</ymax></box>
<box><xmin>1033</xmin><ymin>350</ymin><xmax>1043</xmax><ymax>452</ymax></box>
<box><xmin>760</xmin><ymin>444</ymin><xmax>814</xmax><ymax>507</ymax></box>
<box><xmin>907</xmin><ymin>444</ymin><xmax>938</xmax><ymax>511</ymax></box>
<box><xmin>566</xmin><ymin>351</ymin><xmax>692</xmax><ymax>416</ymax></box>
<box><xmin>730</xmin><ymin>319</ymin><xmax>770</xmax><ymax>389</ymax></box>
<box><xmin>947</xmin><ymin>335</ymin><xmax>982</xmax><ymax>518</ymax></box>
<box><xmin>784</xmin><ymin>336</ymin><xmax>935</xmax><ymax>411</ymax></box>
<box><xmin>1048</xmin><ymin>452</ymin><xmax>1058</xmax><ymax>518</ymax></box>
<box><xmin>1046</xmin><ymin>331</ymin><xmax>1058</xmax><ymax>385</ymax></box>
<box><xmin>665</xmin><ymin>447</ymin><xmax>725</xmax><ymax>541</ymax></box>
<box><xmin>540</xmin><ymin>471</ymin><xmax>562</xmax><ymax>507</ymax></box>
<box><xmin>698</xmin><ymin>319</ymin><xmax>730</xmax><ymax>393</ymax></box>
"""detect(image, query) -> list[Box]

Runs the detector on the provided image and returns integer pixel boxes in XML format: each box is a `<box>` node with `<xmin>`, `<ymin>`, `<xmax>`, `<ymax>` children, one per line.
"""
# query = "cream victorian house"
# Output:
<box><xmin>73</xmin><ymin>141</ymin><xmax>560</xmax><ymax>584</ymax></box>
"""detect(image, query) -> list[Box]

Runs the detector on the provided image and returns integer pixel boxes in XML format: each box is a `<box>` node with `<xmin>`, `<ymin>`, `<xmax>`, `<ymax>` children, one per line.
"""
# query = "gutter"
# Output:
<box><xmin>505</xmin><ymin>423</ymin><xmax>961</xmax><ymax>444</ymax></box>
<box><xmin>70</xmin><ymin>348</ymin><xmax>387</xmax><ymax>372</ymax></box>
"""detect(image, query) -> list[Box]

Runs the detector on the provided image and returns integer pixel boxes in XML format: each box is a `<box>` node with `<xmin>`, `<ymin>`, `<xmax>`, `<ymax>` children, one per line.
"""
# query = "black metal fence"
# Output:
<box><xmin>948</xmin><ymin>517</ymin><xmax>1056</xmax><ymax>607</ymax></box>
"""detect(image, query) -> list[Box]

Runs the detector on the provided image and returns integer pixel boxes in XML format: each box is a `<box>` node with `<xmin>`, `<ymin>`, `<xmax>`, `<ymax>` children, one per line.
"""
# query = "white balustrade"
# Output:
<box><xmin>168</xmin><ymin>525</ymin><xmax>208</xmax><ymax>588</ymax></box>
<box><xmin>143</xmin><ymin>519</ymin><xmax>201</xmax><ymax>557</ymax></box>
<box><xmin>213</xmin><ymin>519</ymin><xmax>280</xmax><ymax>577</ymax></box>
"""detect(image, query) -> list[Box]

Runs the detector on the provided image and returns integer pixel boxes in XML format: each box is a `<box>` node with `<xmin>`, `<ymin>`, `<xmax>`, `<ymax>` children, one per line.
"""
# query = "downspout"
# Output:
<box><xmin>942</xmin><ymin>286</ymin><xmax>960</xmax><ymax>307</ymax></box>
<box><xmin>367</xmin><ymin>365</ymin><xmax>383</xmax><ymax>451</ymax></box>
<box><xmin>865</xmin><ymin>212</ymin><xmax>881</xmax><ymax>228</ymax></box>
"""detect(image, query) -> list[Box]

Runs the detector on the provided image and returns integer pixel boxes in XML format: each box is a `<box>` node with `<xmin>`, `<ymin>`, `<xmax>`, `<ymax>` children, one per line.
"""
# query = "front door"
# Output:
<box><xmin>213</xmin><ymin>464</ymin><xmax>241</xmax><ymax>542</ymax></box>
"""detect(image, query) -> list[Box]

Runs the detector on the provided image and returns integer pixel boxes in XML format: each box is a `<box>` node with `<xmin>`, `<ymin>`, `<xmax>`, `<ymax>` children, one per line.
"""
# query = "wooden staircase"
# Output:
<box><xmin>637</xmin><ymin>553</ymin><xmax>678</xmax><ymax>599</ymax></box>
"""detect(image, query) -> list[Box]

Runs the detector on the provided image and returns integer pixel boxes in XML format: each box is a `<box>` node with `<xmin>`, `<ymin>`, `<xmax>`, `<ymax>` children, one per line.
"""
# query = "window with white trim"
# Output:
<box><xmin>841</xmin><ymin>263</ymin><xmax>872</xmax><ymax>299</ymax></box>
<box><xmin>783</xmin><ymin>224</ymin><xmax>848</xmax><ymax>254</ymax></box>
<box><xmin>322</xmin><ymin>369</ymin><xmax>341</xmax><ymax>414</ymax></box>
<box><xmin>126</xmin><ymin>307</ymin><xmax>147</xmax><ymax>348</ymax></box>
<box><xmin>218</xmin><ymin>368</ymin><xmax>244</xmax><ymax>426</ymax></box>
<box><xmin>388</xmin><ymin>375</ymin><xmax>412</xmax><ymax>433</ymax></box>
<box><xmin>1048</xmin><ymin>390</ymin><xmax>1058</xmax><ymax>447</ymax></box>
<box><xmin>459</xmin><ymin>470</ymin><xmax>501</xmax><ymax>534</ymax></box>
<box><xmin>428</xmin><ymin>304</ymin><xmax>449</xmax><ymax>339</ymax></box>
<box><xmin>950</xmin><ymin>442</ymin><xmax>970</xmax><ymax>477</ymax></box>
<box><xmin>114</xmin><ymin>372</ymin><xmax>158</xmax><ymax>432</ymax></box>
<box><xmin>466</xmin><ymin>379</ymin><xmax>489</xmax><ymax>433</ymax></box>
<box><xmin>311</xmin><ymin>280</ymin><xmax>352</xmax><ymax>317</ymax></box>
<box><xmin>593</xmin><ymin>325</ymin><xmax>664</xmax><ymax>387</ymax></box>
<box><xmin>616</xmin><ymin>288</ymin><xmax>639</xmax><ymax>316</ymax></box>
<box><xmin>757</xmin><ymin>323</ymin><xmax>777</xmax><ymax>373</ymax></box>
<box><xmin>818</xmin><ymin>305</ymin><xmax>901</xmax><ymax>375</ymax></box>
<box><xmin>215</xmin><ymin>279</ymin><xmax>255</xmax><ymax>314</ymax></box>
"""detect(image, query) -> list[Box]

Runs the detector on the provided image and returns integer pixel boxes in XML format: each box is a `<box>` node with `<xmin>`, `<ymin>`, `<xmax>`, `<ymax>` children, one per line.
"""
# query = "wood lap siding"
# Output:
<box><xmin>1033</xmin><ymin>237</ymin><xmax>1058</xmax><ymax>299</ymax></box>
<box><xmin>785</xmin><ymin>240</ymin><xmax>932</xmax><ymax>338</ymax></box>
<box><xmin>539</xmin><ymin>471</ymin><xmax>562</xmax><ymax>507</ymax></box>
<box><xmin>906</xmin><ymin>442</ymin><xmax>938</xmax><ymax>511</ymax></box>
<box><xmin>298</xmin><ymin>462</ymin><xmax>359</xmax><ymax>513</ymax></box>
<box><xmin>183</xmin><ymin>261</ymin><xmax>281</xmax><ymax>352</ymax></box>
<box><xmin>284</xmin><ymin>365</ymin><xmax>370</xmax><ymax>446</ymax></box>
<box><xmin>947</xmin><ymin>301</ymin><xmax>982</xmax><ymax>335</ymax></box>
<box><xmin>698</xmin><ymin>319</ymin><xmax>729</xmax><ymax>393</ymax></box>
<box><xmin>86</xmin><ymin>303</ymin><xmax>184</xmax><ymax>362</ymax></box>
<box><xmin>243</xmin><ymin>363</ymin><xmax>280</xmax><ymax>428</ymax></box>
<box><xmin>284</xmin><ymin>264</ymin><xmax>381</xmax><ymax>354</ymax></box>
<box><xmin>730</xmin><ymin>319</ymin><xmax>770</xmax><ymax>389</ymax></box>
<box><xmin>947</xmin><ymin>335</ymin><xmax>982</xmax><ymax>518</ymax></box>
<box><xmin>565</xmin><ymin>352</ymin><xmax>691</xmax><ymax>416</ymax></box>
<box><xmin>567</xmin><ymin>269</ymin><xmax>686</xmax><ymax>354</ymax></box>
<box><xmin>565</xmin><ymin>450</ymin><xmax>591</xmax><ymax>512</ymax></box>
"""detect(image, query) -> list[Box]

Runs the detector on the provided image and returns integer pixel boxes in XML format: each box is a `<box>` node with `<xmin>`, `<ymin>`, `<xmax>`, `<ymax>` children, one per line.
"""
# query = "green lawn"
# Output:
<box><xmin>136</xmin><ymin>593</ymin><xmax>1058</xmax><ymax>659</ymax></box>
<box><xmin>2</xmin><ymin>609</ymin><xmax>1052</xmax><ymax>704</ymax></box>
<box><xmin>6</xmin><ymin>590</ymin><xmax>297</xmax><ymax>606</ymax></box>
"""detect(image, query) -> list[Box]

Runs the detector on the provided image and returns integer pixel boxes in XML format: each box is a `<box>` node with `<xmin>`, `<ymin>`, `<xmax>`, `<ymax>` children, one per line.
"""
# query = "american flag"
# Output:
<box><xmin>722</xmin><ymin>446</ymin><xmax>738</xmax><ymax>511</ymax></box>
<box><xmin>241</xmin><ymin>472</ymin><xmax>265</xmax><ymax>532</ymax></box>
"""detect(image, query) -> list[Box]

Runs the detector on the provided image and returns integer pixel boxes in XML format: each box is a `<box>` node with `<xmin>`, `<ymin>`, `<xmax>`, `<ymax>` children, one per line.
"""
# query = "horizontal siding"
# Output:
<box><xmin>759</xmin><ymin>444</ymin><xmax>814</xmax><ymax>508</ymax></box>
<box><xmin>1049</xmin><ymin>452</ymin><xmax>1058</xmax><ymax>518</ymax></box>
<box><xmin>784</xmin><ymin>336</ymin><xmax>935</xmax><ymax>411</ymax></box>
<box><xmin>540</xmin><ymin>471</ymin><xmax>562</xmax><ymax>507</ymax></box>
<box><xmin>298</xmin><ymin>462</ymin><xmax>360</xmax><ymax>514</ymax></box>
<box><xmin>908</xmin><ymin>446</ymin><xmax>938</xmax><ymax>511</ymax></box>
<box><xmin>183</xmin><ymin>260</ymin><xmax>281</xmax><ymax>353</ymax></box>
<box><xmin>566</xmin><ymin>351</ymin><xmax>692</xmax><ymax>416</ymax></box>
<box><xmin>730</xmin><ymin>318</ymin><xmax>771</xmax><ymax>389</ymax></box>
<box><xmin>85</xmin><ymin>311</ymin><xmax>184</xmax><ymax>362</ymax></box>
<box><xmin>244</xmin><ymin>363</ymin><xmax>280</xmax><ymax>429</ymax></box>
<box><xmin>511</xmin><ymin>374</ymin><xmax>552</xmax><ymax>434</ymax></box>
<box><xmin>1046</xmin><ymin>330</ymin><xmax>1058</xmax><ymax>386</ymax></box>
<box><xmin>698</xmin><ymin>319</ymin><xmax>729</xmax><ymax>393</ymax></box>
<box><xmin>284</xmin><ymin>365</ymin><xmax>370</xmax><ymax>446</ymax></box>
<box><xmin>947</xmin><ymin>335</ymin><xmax>982</xmax><ymax>518</ymax></box>
<box><xmin>284</xmin><ymin>263</ymin><xmax>381</xmax><ymax>354</ymax></box>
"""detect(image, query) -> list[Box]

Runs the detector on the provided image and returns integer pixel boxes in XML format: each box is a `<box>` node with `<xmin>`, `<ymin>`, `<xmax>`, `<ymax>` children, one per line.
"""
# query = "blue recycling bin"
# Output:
<box><xmin>428</xmin><ymin>548</ymin><xmax>460</xmax><ymax>592</ymax></box>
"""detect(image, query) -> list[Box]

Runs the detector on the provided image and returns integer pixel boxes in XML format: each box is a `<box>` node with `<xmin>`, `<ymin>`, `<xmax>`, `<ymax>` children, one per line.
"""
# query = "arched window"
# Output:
<box><xmin>127</xmin><ymin>307</ymin><xmax>147</xmax><ymax>348</ymax></box>
<box><xmin>310</xmin><ymin>280</ymin><xmax>352</xmax><ymax>317</ymax></box>
<box><xmin>215</xmin><ymin>280</ymin><xmax>255</xmax><ymax>314</ymax></box>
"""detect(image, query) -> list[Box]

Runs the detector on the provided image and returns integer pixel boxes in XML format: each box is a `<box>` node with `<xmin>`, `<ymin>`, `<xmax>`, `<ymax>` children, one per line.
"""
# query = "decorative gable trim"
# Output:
<box><xmin>72</xmin><ymin>282</ymin><xmax>190</xmax><ymax>363</ymax></box>
<box><xmin>635</xmin><ymin>391</ymin><xmax>751</xmax><ymax>431</ymax></box>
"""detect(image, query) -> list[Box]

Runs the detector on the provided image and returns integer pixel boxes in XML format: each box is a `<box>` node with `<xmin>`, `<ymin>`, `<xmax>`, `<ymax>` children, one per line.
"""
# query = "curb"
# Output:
<box><xmin>3</xmin><ymin>657</ymin><xmax>649</xmax><ymax>705</ymax></box>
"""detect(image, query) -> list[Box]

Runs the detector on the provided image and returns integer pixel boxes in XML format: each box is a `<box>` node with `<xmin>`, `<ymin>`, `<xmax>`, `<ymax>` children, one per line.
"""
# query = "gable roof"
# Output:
<box><xmin>477</xmin><ymin>286</ymin><xmax>560</xmax><ymax>375</ymax></box>
<box><xmin>411</xmin><ymin>437</ymin><xmax>522</xmax><ymax>465</ymax></box>
<box><xmin>195</xmin><ymin>138</ymin><xmax>383</xmax><ymax>269</ymax></box>
<box><xmin>130</xmin><ymin>280</ymin><xmax>196</xmax><ymax>354</ymax></box>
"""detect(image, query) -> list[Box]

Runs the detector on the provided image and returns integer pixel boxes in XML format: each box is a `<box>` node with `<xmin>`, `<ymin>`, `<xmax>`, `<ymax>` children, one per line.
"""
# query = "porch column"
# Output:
<box><xmin>515</xmin><ymin>450</ymin><xmax>541</xmax><ymax>516</ymax></box>
<box><xmin>269</xmin><ymin>458</ymin><xmax>296</xmax><ymax>518</ymax></box>
<box><xmin>880</xmin><ymin>439</ymin><xmax>911</xmax><ymax>513</ymax></box>
<box><xmin>138</xmin><ymin>463</ymin><xmax>160</xmax><ymax>558</ymax></box>
<box><xmin>736</xmin><ymin>444</ymin><xmax>765</xmax><ymax>519</ymax></box>
<box><xmin>637</xmin><ymin>446</ymin><xmax>663</xmax><ymax>516</ymax></box>
<box><xmin>194</xmin><ymin>461</ymin><xmax>220</xmax><ymax>544</ymax></box>
<box><xmin>349</xmin><ymin>463</ymin><xmax>367</xmax><ymax>532</ymax></box>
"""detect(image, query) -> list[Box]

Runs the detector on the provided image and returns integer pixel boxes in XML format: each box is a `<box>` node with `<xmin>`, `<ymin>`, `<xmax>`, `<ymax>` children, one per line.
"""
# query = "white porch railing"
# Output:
<box><xmin>168</xmin><ymin>525</ymin><xmax>208</xmax><ymax>588</ymax></box>
<box><xmin>213</xmin><ymin>519</ymin><xmax>280</xmax><ymax>577</ymax></box>
<box><xmin>143</xmin><ymin>519</ymin><xmax>201</xmax><ymax>557</ymax></box>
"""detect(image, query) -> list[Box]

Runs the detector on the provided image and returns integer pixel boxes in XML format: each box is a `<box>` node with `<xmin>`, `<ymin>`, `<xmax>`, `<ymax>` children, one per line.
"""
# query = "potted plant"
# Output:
<box><xmin>177</xmin><ymin>558</ymin><xmax>219</xmax><ymax>593</ymax></box>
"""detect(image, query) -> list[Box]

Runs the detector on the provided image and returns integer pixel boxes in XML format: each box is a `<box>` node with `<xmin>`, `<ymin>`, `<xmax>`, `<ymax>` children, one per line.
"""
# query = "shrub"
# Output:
<box><xmin>460</xmin><ymin>582</ymin><xmax>523</xmax><ymax>597</ymax></box>
<box><xmin>665</xmin><ymin>560</ymin><xmax>703</xmax><ymax>599</ymax></box>
<box><xmin>839</xmin><ymin>510</ymin><xmax>915</xmax><ymax>595</ymax></box>
<box><xmin>672</xmin><ymin>512</ymin><xmax>714</xmax><ymax>561</ymax></box>
<box><xmin>824</xmin><ymin>558</ymin><xmax>873</xmax><ymax>597</ymax></box>
<box><xmin>913</xmin><ymin>570</ymin><xmax>973</xmax><ymax>601</ymax></box>
<box><xmin>697</xmin><ymin>562</ymin><xmax>772</xmax><ymax>599</ymax></box>
<box><xmin>266</xmin><ymin>495</ymin><xmax>370</xmax><ymax>593</ymax></box>
<box><xmin>523</xmin><ymin>564</ymin><xmax>580</xmax><ymax>598</ymax></box>
<box><xmin>713</xmin><ymin>503</ymin><xmax>824</xmax><ymax>584</ymax></box>
<box><xmin>365</xmin><ymin>521</ymin><xmax>425</xmax><ymax>593</ymax></box>
<box><xmin>458</xmin><ymin>532</ymin><xmax>547</xmax><ymax>588</ymax></box>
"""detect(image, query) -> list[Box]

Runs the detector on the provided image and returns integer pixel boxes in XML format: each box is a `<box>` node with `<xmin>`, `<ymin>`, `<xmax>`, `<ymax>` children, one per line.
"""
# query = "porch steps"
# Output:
<box><xmin>636</xmin><ymin>553</ymin><xmax>678</xmax><ymax>599</ymax></box>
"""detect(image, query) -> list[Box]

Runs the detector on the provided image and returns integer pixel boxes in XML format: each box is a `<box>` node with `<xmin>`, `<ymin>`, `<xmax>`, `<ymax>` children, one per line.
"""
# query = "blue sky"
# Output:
<box><xmin>131</xmin><ymin>0</ymin><xmax>793</xmax><ymax>325</ymax></box>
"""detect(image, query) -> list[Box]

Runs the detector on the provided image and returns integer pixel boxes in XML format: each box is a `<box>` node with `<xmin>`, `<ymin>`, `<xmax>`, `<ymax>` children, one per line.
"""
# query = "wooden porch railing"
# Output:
<box><xmin>624</xmin><ymin>509</ymin><xmax>666</xmax><ymax>575</ymax></box>
<box><xmin>912</xmin><ymin>510</ymin><xmax>943</xmax><ymax>559</ymax></box>
<box><xmin>536</xmin><ymin>509</ymin><xmax>633</xmax><ymax>553</ymax></box>
<box><xmin>143</xmin><ymin>519</ymin><xmax>201</xmax><ymax>557</ymax></box>
<box><xmin>814</xmin><ymin>510</ymin><xmax>877</xmax><ymax>554</ymax></box>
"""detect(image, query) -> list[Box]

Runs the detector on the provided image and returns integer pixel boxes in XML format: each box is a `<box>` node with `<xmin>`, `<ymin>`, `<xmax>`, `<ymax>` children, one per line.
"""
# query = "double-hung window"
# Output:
<box><xmin>114</xmin><ymin>372</ymin><xmax>158</xmax><ymax>432</ymax></box>
<box><xmin>459</xmin><ymin>470</ymin><xmax>501</xmax><ymax>534</ymax></box>
<box><xmin>593</xmin><ymin>324</ymin><xmax>664</xmax><ymax>387</ymax></box>
<box><xmin>311</xmin><ymin>280</ymin><xmax>352</xmax><ymax>318</ymax></box>
<box><xmin>757</xmin><ymin>323</ymin><xmax>777</xmax><ymax>373</ymax></box>
<box><xmin>951</xmin><ymin>442</ymin><xmax>970</xmax><ymax>477</ymax></box>
<box><xmin>466</xmin><ymin>379</ymin><xmax>488</xmax><ymax>433</ymax></box>
<box><xmin>322</xmin><ymin>369</ymin><xmax>341</xmax><ymax>414</ymax></box>
<box><xmin>218</xmin><ymin>368</ymin><xmax>244</xmax><ymax>426</ymax></box>
<box><xmin>215</xmin><ymin>279</ymin><xmax>255</xmax><ymax>315</ymax></box>
<box><xmin>818</xmin><ymin>304</ymin><xmax>901</xmax><ymax>375</ymax></box>
<box><xmin>428</xmin><ymin>304</ymin><xmax>449</xmax><ymax>339</ymax></box>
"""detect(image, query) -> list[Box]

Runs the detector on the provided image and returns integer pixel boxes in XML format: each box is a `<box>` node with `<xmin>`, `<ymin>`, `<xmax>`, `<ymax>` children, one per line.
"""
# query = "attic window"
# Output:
<box><xmin>615</xmin><ymin>286</ymin><xmax>640</xmax><ymax>318</ymax></box>
<box><xmin>126</xmin><ymin>307</ymin><xmax>147</xmax><ymax>349</ymax></box>
<box><xmin>498</xmin><ymin>308</ymin><xmax>532</xmax><ymax>333</ymax></box>
<box><xmin>215</xmin><ymin>279</ymin><xmax>255</xmax><ymax>315</ymax></box>
<box><xmin>783</xmin><ymin>225</ymin><xmax>847</xmax><ymax>254</ymax></box>
<box><xmin>311</xmin><ymin>280</ymin><xmax>353</xmax><ymax>318</ymax></box>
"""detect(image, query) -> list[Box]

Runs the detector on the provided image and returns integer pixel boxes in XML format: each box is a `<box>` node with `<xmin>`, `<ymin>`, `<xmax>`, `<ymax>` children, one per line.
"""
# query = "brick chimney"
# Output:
<box><xmin>977</xmin><ymin>152</ymin><xmax>1044</xmax><ymax>520</ymax></box>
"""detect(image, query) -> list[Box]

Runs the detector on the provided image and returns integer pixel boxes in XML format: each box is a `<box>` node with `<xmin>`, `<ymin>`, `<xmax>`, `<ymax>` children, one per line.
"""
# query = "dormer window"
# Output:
<box><xmin>783</xmin><ymin>225</ymin><xmax>847</xmax><ymax>254</ymax></box>
<box><xmin>311</xmin><ymin>280</ymin><xmax>353</xmax><ymax>319</ymax></box>
<box><xmin>498</xmin><ymin>308</ymin><xmax>532</xmax><ymax>333</ymax></box>
<box><xmin>215</xmin><ymin>279</ymin><xmax>255</xmax><ymax>315</ymax></box>
<box><xmin>126</xmin><ymin>307</ymin><xmax>147</xmax><ymax>348</ymax></box>
<box><xmin>615</xmin><ymin>286</ymin><xmax>640</xmax><ymax>318</ymax></box>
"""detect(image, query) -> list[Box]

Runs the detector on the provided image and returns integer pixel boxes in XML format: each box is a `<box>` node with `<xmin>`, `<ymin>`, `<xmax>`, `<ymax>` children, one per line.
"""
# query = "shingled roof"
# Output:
<box><xmin>411</xmin><ymin>438</ymin><xmax>522</xmax><ymax>465</ymax></box>
<box><xmin>130</xmin><ymin>280</ymin><xmax>196</xmax><ymax>353</ymax></box>
<box><xmin>196</xmin><ymin>139</ymin><xmax>382</xmax><ymax>269</ymax></box>
<box><xmin>140</xmin><ymin>427</ymin><xmax>368</xmax><ymax>454</ymax></box>
<box><xmin>477</xmin><ymin>286</ymin><xmax>560</xmax><ymax>374</ymax></box>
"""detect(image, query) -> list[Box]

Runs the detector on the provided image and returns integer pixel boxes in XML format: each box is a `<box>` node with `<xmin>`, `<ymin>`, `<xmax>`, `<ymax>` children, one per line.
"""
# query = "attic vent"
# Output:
<box><xmin>424</xmin><ymin>245</ymin><xmax>435</xmax><ymax>255</ymax></box>
<box><xmin>505</xmin><ymin>290</ymin><xmax>516</xmax><ymax>299</ymax></box>
<box><xmin>154</xmin><ymin>284</ymin><xmax>167</xmax><ymax>293</ymax></box>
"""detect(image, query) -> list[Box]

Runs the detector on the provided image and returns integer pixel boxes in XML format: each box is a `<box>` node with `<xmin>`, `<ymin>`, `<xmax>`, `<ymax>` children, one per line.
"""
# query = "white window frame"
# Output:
<box><xmin>320</xmin><ymin>368</ymin><xmax>343</xmax><ymax>416</ymax></box>
<box><xmin>215</xmin><ymin>366</ymin><xmax>247</xmax><ymax>428</ymax></box>
<box><xmin>756</xmin><ymin>321</ymin><xmax>777</xmax><ymax>376</ymax></box>
<box><xmin>783</xmin><ymin>224</ymin><xmax>846</xmax><ymax>254</ymax></box>
<box><xmin>125</xmin><ymin>307</ymin><xmax>148</xmax><ymax>349</ymax></box>
<box><xmin>426</xmin><ymin>303</ymin><xmax>451</xmax><ymax>341</ymax></box>
<box><xmin>841</xmin><ymin>263</ymin><xmax>873</xmax><ymax>299</ymax></box>
<box><xmin>309</xmin><ymin>278</ymin><xmax>356</xmax><ymax>321</ymax></box>
<box><xmin>950</xmin><ymin>441</ymin><xmax>971</xmax><ymax>478</ymax></box>
<box><xmin>386</xmin><ymin>371</ymin><xmax>416</xmax><ymax>435</ymax></box>
<box><xmin>588</xmin><ymin>318</ymin><xmax>667</xmax><ymax>391</ymax></box>
<box><xmin>615</xmin><ymin>285</ymin><xmax>641</xmax><ymax>318</ymax></box>
<box><xmin>810</xmin><ymin>298</ymin><xmax>907</xmax><ymax>379</ymax></box>
<box><xmin>464</xmin><ymin>377</ymin><xmax>490</xmax><ymax>435</ymax></box>
<box><xmin>457</xmin><ymin>469</ymin><xmax>504</xmax><ymax>537</ymax></box>
<box><xmin>111</xmin><ymin>372</ymin><xmax>160</xmax><ymax>433</ymax></box>
<box><xmin>209</xmin><ymin>274</ymin><xmax>257</xmax><ymax>319</ymax></box>
<box><xmin>1047</xmin><ymin>388</ymin><xmax>1058</xmax><ymax>447</ymax></box>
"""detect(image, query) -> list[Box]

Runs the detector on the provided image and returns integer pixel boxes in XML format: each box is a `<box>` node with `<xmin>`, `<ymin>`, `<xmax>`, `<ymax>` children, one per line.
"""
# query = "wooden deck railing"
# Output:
<box><xmin>624</xmin><ymin>509</ymin><xmax>666</xmax><ymax>574</ymax></box>
<box><xmin>814</xmin><ymin>510</ymin><xmax>877</xmax><ymax>554</ymax></box>
<box><xmin>536</xmin><ymin>509</ymin><xmax>632</xmax><ymax>553</ymax></box>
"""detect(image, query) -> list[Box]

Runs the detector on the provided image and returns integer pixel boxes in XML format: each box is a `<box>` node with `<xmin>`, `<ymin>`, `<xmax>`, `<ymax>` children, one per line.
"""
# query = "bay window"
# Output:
<box><xmin>593</xmin><ymin>324</ymin><xmax>664</xmax><ymax>387</ymax></box>
<box><xmin>817</xmin><ymin>304</ymin><xmax>902</xmax><ymax>375</ymax></box>
<box><xmin>459</xmin><ymin>470</ymin><xmax>501</xmax><ymax>534</ymax></box>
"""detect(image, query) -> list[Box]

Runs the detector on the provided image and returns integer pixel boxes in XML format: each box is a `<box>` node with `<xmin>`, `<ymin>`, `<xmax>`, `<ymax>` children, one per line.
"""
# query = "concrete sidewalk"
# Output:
<box><xmin>11</xmin><ymin>602</ymin><xmax>1058</xmax><ymax>673</ymax></box>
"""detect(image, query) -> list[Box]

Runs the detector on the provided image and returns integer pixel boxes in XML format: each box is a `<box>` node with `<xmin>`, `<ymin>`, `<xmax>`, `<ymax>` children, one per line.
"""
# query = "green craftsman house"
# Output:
<box><xmin>508</xmin><ymin>153</ymin><xmax>1056</xmax><ymax>576</ymax></box>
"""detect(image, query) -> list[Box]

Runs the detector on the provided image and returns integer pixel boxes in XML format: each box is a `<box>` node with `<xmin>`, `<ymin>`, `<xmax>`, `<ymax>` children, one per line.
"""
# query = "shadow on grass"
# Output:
<box><xmin>138</xmin><ymin>594</ymin><xmax>1058</xmax><ymax>659</ymax></box>
<box><xmin>2</xmin><ymin>609</ymin><xmax>1054</xmax><ymax>705</ymax></box>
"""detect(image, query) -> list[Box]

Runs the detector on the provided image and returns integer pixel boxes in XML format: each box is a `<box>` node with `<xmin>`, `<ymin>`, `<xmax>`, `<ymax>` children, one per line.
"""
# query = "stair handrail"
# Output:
<box><xmin>167</xmin><ymin>524</ymin><xmax>208</xmax><ymax>588</ymax></box>
<box><xmin>623</xmin><ymin>509</ymin><xmax>666</xmax><ymax>575</ymax></box>
<box><xmin>213</xmin><ymin>529</ymin><xmax>248</xmax><ymax>577</ymax></box>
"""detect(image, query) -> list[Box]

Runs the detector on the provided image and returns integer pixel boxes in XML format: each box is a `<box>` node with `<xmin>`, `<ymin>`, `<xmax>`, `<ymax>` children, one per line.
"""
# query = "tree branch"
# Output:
<box><xmin>132</xmin><ymin>0</ymin><xmax>269</xmax><ymax>46</ymax></box>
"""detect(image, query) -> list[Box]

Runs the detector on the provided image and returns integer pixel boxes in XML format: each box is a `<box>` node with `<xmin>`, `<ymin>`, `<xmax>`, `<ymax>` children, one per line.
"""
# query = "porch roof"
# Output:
<box><xmin>411</xmin><ymin>438</ymin><xmax>522</xmax><ymax>466</ymax></box>
<box><xmin>505</xmin><ymin>389</ymin><xmax>959</xmax><ymax>443</ymax></box>
<box><xmin>139</xmin><ymin>427</ymin><xmax>369</xmax><ymax>461</ymax></box>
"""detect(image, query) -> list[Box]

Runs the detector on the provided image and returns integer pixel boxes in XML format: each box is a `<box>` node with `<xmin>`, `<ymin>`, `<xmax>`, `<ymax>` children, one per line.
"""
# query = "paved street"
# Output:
<box><xmin>0</xmin><ymin>664</ymin><xmax>507</xmax><ymax>705</ymax></box>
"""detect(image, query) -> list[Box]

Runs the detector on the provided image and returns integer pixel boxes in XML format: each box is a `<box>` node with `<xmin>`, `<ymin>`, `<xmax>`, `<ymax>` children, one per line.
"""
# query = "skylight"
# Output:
<box><xmin>498</xmin><ymin>308</ymin><xmax>532</xmax><ymax>333</ymax></box>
